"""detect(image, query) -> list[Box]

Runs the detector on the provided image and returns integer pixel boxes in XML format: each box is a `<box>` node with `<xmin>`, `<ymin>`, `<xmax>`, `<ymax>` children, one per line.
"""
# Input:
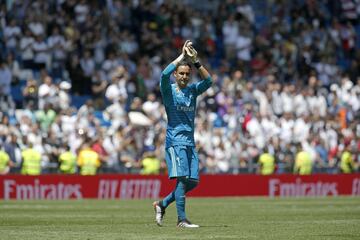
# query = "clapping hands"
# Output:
<box><xmin>182</xmin><ymin>40</ymin><xmax>198</xmax><ymax>63</ymax></box>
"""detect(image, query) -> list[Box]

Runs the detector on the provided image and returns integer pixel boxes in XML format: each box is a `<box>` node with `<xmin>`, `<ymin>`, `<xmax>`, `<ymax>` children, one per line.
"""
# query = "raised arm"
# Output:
<box><xmin>160</xmin><ymin>40</ymin><xmax>190</xmax><ymax>93</ymax></box>
<box><xmin>185</xmin><ymin>43</ymin><xmax>213</xmax><ymax>94</ymax></box>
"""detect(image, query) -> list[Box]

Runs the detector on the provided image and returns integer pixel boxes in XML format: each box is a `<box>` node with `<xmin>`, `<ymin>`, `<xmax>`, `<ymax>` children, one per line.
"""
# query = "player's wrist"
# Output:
<box><xmin>193</xmin><ymin>59</ymin><xmax>202</xmax><ymax>69</ymax></box>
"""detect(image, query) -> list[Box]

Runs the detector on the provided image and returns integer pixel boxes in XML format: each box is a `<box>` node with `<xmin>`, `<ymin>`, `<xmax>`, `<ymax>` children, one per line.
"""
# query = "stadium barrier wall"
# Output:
<box><xmin>1</xmin><ymin>174</ymin><xmax>360</xmax><ymax>200</ymax></box>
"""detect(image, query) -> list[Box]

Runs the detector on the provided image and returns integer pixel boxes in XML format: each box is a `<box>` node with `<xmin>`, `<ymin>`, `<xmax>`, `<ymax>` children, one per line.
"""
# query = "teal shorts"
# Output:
<box><xmin>165</xmin><ymin>145</ymin><xmax>199</xmax><ymax>180</ymax></box>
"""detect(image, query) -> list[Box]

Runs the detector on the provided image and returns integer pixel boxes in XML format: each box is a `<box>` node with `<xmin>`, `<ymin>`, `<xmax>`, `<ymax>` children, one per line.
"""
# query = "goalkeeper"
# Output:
<box><xmin>153</xmin><ymin>40</ymin><xmax>213</xmax><ymax>228</ymax></box>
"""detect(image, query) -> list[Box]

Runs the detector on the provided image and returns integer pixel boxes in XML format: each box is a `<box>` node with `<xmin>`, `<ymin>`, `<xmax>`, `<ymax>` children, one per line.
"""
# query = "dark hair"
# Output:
<box><xmin>176</xmin><ymin>60</ymin><xmax>192</xmax><ymax>70</ymax></box>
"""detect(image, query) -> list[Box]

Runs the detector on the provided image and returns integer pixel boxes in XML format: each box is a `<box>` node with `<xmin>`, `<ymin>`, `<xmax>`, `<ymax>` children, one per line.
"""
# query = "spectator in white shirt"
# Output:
<box><xmin>47</xmin><ymin>26</ymin><xmax>67</xmax><ymax>82</ymax></box>
<box><xmin>104</xmin><ymin>97</ymin><xmax>127</xmax><ymax>134</ymax></box>
<box><xmin>246</xmin><ymin>112</ymin><xmax>266</xmax><ymax>149</ymax></box>
<box><xmin>222</xmin><ymin>14</ymin><xmax>238</xmax><ymax>59</ymax></box>
<box><xmin>280</xmin><ymin>84</ymin><xmax>294</xmax><ymax>114</ymax></box>
<box><xmin>236</xmin><ymin>27</ymin><xmax>252</xmax><ymax>62</ymax></box>
<box><xmin>237</xmin><ymin>1</ymin><xmax>255</xmax><ymax>23</ymax></box>
<box><xmin>28</xmin><ymin>16</ymin><xmax>44</xmax><ymax>36</ymax></box>
<box><xmin>74</xmin><ymin>0</ymin><xmax>89</xmax><ymax>24</ymax></box>
<box><xmin>20</xmin><ymin>28</ymin><xmax>35</xmax><ymax>70</ymax></box>
<box><xmin>93</xmin><ymin>32</ymin><xmax>106</xmax><ymax>67</ymax></box>
<box><xmin>279</xmin><ymin>112</ymin><xmax>295</xmax><ymax>144</ymax></box>
<box><xmin>293</xmin><ymin>114</ymin><xmax>311</xmax><ymax>143</ymax></box>
<box><xmin>58</xmin><ymin>81</ymin><xmax>71</xmax><ymax>111</ymax></box>
<box><xmin>6</xmin><ymin>53</ymin><xmax>20</xmax><ymax>83</ymax></box>
<box><xmin>101</xmin><ymin>52</ymin><xmax>120</xmax><ymax>82</ymax></box>
<box><xmin>0</xmin><ymin>59</ymin><xmax>13</xmax><ymax>112</ymax></box>
<box><xmin>142</xmin><ymin>93</ymin><xmax>161</xmax><ymax>120</ymax></box>
<box><xmin>293</xmin><ymin>88</ymin><xmax>309</xmax><ymax>117</ymax></box>
<box><xmin>80</xmin><ymin>50</ymin><xmax>95</xmax><ymax>78</ymax></box>
<box><xmin>313</xmin><ymin>57</ymin><xmax>339</xmax><ymax>87</ymax></box>
<box><xmin>253</xmin><ymin>86</ymin><xmax>272</xmax><ymax>117</ymax></box>
<box><xmin>4</xmin><ymin>19</ymin><xmax>21</xmax><ymax>56</ymax></box>
<box><xmin>38</xmin><ymin>75</ymin><xmax>58</xmax><ymax>110</ymax></box>
<box><xmin>260</xmin><ymin>114</ymin><xmax>280</xmax><ymax>141</ymax></box>
<box><xmin>105</xmin><ymin>66</ymin><xmax>128</xmax><ymax>104</ymax></box>
<box><xmin>314</xmin><ymin>91</ymin><xmax>328</xmax><ymax>117</ymax></box>
<box><xmin>271</xmin><ymin>82</ymin><xmax>283</xmax><ymax>116</ymax></box>
<box><xmin>32</xmin><ymin>35</ymin><xmax>49</xmax><ymax>72</ymax></box>
<box><xmin>305</xmin><ymin>88</ymin><xmax>318</xmax><ymax>115</ymax></box>
<box><xmin>349</xmin><ymin>80</ymin><xmax>360</xmax><ymax>112</ymax></box>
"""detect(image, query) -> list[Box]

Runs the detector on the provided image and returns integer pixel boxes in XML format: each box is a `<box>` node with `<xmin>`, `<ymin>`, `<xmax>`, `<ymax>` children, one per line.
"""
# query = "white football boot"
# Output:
<box><xmin>177</xmin><ymin>219</ymin><xmax>199</xmax><ymax>228</ymax></box>
<box><xmin>153</xmin><ymin>201</ymin><xmax>165</xmax><ymax>226</ymax></box>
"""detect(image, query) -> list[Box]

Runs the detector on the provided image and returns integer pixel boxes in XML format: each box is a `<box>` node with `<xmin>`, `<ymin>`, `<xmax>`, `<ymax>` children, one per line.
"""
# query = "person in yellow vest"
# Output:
<box><xmin>140</xmin><ymin>145</ymin><xmax>161</xmax><ymax>175</ymax></box>
<box><xmin>294</xmin><ymin>144</ymin><xmax>312</xmax><ymax>175</ymax></box>
<box><xmin>21</xmin><ymin>143</ymin><xmax>42</xmax><ymax>175</ymax></box>
<box><xmin>258</xmin><ymin>151</ymin><xmax>275</xmax><ymax>175</ymax></box>
<box><xmin>0</xmin><ymin>147</ymin><xmax>12</xmax><ymax>175</ymax></box>
<box><xmin>340</xmin><ymin>144</ymin><xmax>356</xmax><ymax>173</ymax></box>
<box><xmin>77</xmin><ymin>142</ymin><xmax>100</xmax><ymax>175</ymax></box>
<box><xmin>58</xmin><ymin>145</ymin><xmax>77</xmax><ymax>174</ymax></box>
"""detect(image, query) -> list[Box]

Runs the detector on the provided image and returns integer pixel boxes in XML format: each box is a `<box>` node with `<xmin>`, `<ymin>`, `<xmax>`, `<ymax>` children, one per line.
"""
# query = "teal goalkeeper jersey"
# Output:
<box><xmin>160</xmin><ymin>63</ymin><xmax>212</xmax><ymax>148</ymax></box>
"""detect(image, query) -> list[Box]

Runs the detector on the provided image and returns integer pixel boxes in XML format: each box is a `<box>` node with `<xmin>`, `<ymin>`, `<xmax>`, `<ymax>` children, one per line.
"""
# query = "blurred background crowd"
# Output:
<box><xmin>0</xmin><ymin>0</ymin><xmax>359</xmax><ymax>175</ymax></box>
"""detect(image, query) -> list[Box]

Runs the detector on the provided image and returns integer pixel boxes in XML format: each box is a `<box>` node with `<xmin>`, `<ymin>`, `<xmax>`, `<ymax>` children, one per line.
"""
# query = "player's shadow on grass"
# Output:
<box><xmin>198</xmin><ymin>224</ymin><xmax>230</xmax><ymax>228</ymax></box>
<box><xmin>148</xmin><ymin>224</ymin><xmax>230</xmax><ymax>228</ymax></box>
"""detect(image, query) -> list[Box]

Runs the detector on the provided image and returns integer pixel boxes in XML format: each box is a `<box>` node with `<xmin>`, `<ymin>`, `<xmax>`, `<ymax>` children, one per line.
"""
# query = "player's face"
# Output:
<box><xmin>174</xmin><ymin>65</ymin><xmax>191</xmax><ymax>89</ymax></box>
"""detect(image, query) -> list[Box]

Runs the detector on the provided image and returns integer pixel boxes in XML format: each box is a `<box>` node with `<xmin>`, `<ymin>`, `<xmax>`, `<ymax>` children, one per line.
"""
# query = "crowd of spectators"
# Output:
<box><xmin>0</xmin><ymin>0</ymin><xmax>359</xmax><ymax>175</ymax></box>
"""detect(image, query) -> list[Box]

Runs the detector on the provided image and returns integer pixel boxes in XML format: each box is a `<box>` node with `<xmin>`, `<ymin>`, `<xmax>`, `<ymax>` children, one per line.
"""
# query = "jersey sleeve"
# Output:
<box><xmin>194</xmin><ymin>76</ymin><xmax>212</xmax><ymax>95</ymax></box>
<box><xmin>160</xmin><ymin>63</ymin><xmax>176</xmax><ymax>94</ymax></box>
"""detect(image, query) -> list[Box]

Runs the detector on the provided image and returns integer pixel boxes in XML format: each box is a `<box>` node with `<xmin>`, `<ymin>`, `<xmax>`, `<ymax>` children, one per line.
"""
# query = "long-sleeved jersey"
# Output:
<box><xmin>160</xmin><ymin>63</ymin><xmax>212</xmax><ymax>148</ymax></box>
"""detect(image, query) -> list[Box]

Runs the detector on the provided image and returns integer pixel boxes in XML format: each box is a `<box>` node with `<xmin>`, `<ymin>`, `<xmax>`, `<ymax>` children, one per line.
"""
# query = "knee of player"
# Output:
<box><xmin>186</xmin><ymin>179</ymin><xmax>199</xmax><ymax>192</ymax></box>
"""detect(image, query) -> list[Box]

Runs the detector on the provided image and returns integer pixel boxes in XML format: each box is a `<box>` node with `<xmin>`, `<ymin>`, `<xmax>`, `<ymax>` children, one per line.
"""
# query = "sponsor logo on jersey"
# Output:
<box><xmin>177</xmin><ymin>106</ymin><xmax>194</xmax><ymax>111</ymax></box>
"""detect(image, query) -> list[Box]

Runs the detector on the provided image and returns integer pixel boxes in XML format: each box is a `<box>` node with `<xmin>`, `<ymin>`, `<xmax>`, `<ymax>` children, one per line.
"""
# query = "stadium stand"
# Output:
<box><xmin>0</xmin><ymin>0</ymin><xmax>359</xmax><ymax>175</ymax></box>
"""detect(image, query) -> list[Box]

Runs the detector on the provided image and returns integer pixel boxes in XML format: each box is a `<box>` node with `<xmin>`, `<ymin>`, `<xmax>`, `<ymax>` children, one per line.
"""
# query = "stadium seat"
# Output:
<box><xmin>254</xmin><ymin>15</ymin><xmax>268</xmax><ymax>30</ymax></box>
<box><xmin>71</xmin><ymin>95</ymin><xmax>92</xmax><ymax>109</ymax></box>
<box><xmin>337</xmin><ymin>58</ymin><xmax>350</xmax><ymax>70</ymax></box>
<box><xmin>356</xmin><ymin>24</ymin><xmax>360</xmax><ymax>49</ymax></box>
<box><xmin>93</xmin><ymin>110</ymin><xmax>111</xmax><ymax>127</ymax></box>
<box><xmin>10</xmin><ymin>81</ymin><xmax>25</xmax><ymax>108</ymax></box>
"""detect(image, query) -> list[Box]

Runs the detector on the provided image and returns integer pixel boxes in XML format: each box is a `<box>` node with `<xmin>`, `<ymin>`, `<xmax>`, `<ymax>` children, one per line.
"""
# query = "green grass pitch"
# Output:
<box><xmin>1</xmin><ymin>197</ymin><xmax>360</xmax><ymax>240</ymax></box>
